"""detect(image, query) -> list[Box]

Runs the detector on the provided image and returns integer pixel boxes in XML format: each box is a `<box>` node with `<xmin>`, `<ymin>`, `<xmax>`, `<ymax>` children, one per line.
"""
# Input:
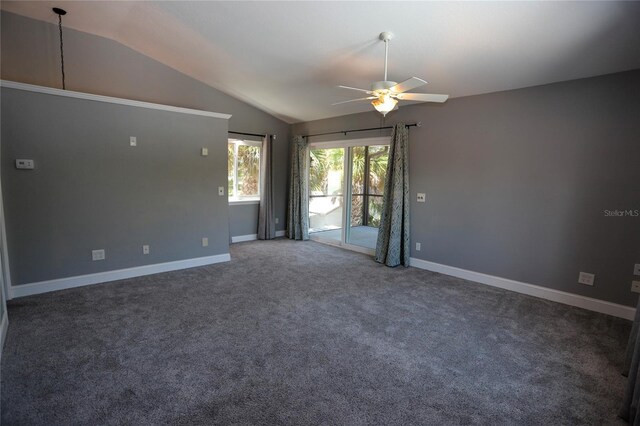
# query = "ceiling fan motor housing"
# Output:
<box><xmin>334</xmin><ymin>31</ymin><xmax>448</xmax><ymax>114</ymax></box>
<box><xmin>371</xmin><ymin>80</ymin><xmax>397</xmax><ymax>93</ymax></box>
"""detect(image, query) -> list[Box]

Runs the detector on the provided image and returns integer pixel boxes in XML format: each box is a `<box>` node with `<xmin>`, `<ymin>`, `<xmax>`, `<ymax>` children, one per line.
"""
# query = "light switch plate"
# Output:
<box><xmin>130</xmin><ymin>136</ymin><xmax>137</xmax><ymax>146</ymax></box>
<box><xmin>417</xmin><ymin>193</ymin><xmax>426</xmax><ymax>203</ymax></box>
<box><xmin>202</xmin><ymin>237</ymin><xmax>209</xmax><ymax>247</ymax></box>
<box><xmin>578</xmin><ymin>272</ymin><xmax>595</xmax><ymax>286</ymax></box>
<box><xmin>142</xmin><ymin>245</ymin><xmax>150</xmax><ymax>255</ymax></box>
<box><xmin>201</xmin><ymin>147</ymin><xmax>208</xmax><ymax>156</ymax></box>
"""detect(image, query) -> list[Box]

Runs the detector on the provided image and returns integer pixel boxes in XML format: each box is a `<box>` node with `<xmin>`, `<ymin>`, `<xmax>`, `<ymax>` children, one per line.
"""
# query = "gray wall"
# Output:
<box><xmin>294</xmin><ymin>70</ymin><xmax>640</xmax><ymax>307</ymax></box>
<box><xmin>0</xmin><ymin>11</ymin><xmax>290</xmax><ymax>237</ymax></box>
<box><xmin>229</xmin><ymin>205</ymin><xmax>260</xmax><ymax>238</ymax></box>
<box><xmin>2</xmin><ymin>88</ymin><xmax>230</xmax><ymax>285</ymax></box>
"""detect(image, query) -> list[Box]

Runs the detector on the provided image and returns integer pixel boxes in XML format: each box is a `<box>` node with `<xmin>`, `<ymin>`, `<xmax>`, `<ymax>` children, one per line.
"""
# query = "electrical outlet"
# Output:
<box><xmin>578</xmin><ymin>272</ymin><xmax>595</xmax><ymax>286</ymax></box>
<box><xmin>142</xmin><ymin>245</ymin><xmax>150</xmax><ymax>255</ymax></box>
<box><xmin>201</xmin><ymin>147</ymin><xmax>208</xmax><ymax>156</ymax></box>
<box><xmin>202</xmin><ymin>237</ymin><xmax>208</xmax><ymax>247</ymax></box>
<box><xmin>129</xmin><ymin>136</ymin><xmax>137</xmax><ymax>147</ymax></box>
<box><xmin>218</xmin><ymin>187</ymin><xmax>224</xmax><ymax>196</ymax></box>
<box><xmin>275</xmin><ymin>218</ymin><xmax>279</xmax><ymax>224</ymax></box>
<box><xmin>632</xmin><ymin>281</ymin><xmax>640</xmax><ymax>294</ymax></box>
<box><xmin>92</xmin><ymin>249</ymin><xmax>105</xmax><ymax>261</ymax></box>
<box><xmin>417</xmin><ymin>193</ymin><xmax>426</xmax><ymax>203</ymax></box>
<box><xmin>416</xmin><ymin>242</ymin><xmax>421</xmax><ymax>251</ymax></box>
<box><xmin>634</xmin><ymin>264</ymin><xmax>640</xmax><ymax>276</ymax></box>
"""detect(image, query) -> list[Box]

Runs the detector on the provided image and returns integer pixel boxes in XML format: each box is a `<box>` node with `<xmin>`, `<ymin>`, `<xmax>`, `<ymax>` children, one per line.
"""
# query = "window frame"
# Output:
<box><xmin>228</xmin><ymin>138</ymin><xmax>262</xmax><ymax>205</ymax></box>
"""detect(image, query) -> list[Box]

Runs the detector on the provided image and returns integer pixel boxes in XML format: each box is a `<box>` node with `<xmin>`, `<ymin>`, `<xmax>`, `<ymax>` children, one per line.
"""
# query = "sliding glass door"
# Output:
<box><xmin>308</xmin><ymin>137</ymin><xmax>389</xmax><ymax>253</ymax></box>
<box><xmin>309</xmin><ymin>147</ymin><xmax>344</xmax><ymax>244</ymax></box>
<box><xmin>347</xmin><ymin>144</ymin><xmax>389</xmax><ymax>249</ymax></box>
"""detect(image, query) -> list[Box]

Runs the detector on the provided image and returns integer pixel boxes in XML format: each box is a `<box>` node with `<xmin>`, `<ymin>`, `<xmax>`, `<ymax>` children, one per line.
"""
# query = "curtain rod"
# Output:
<box><xmin>302</xmin><ymin>122</ymin><xmax>421</xmax><ymax>138</ymax></box>
<box><xmin>229</xmin><ymin>130</ymin><xmax>267</xmax><ymax>138</ymax></box>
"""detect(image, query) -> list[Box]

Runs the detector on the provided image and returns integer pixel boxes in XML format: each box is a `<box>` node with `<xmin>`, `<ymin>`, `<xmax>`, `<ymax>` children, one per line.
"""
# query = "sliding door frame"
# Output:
<box><xmin>308</xmin><ymin>136</ymin><xmax>390</xmax><ymax>255</ymax></box>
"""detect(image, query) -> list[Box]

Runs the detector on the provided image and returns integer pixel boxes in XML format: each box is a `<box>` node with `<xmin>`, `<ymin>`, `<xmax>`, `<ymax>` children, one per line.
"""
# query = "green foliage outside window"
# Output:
<box><xmin>310</xmin><ymin>148</ymin><xmax>344</xmax><ymax>196</ymax></box>
<box><xmin>228</xmin><ymin>141</ymin><xmax>261</xmax><ymax>199</ymax></box>
<box><xmin>309</xmin><ymin>145</ymin><xmax>388</xmax><ymax>227</ymax></box>
<box><xmin>351</xmin><ymin>145</ymin><xmax>388</xmax><ymax>227</ymax></box>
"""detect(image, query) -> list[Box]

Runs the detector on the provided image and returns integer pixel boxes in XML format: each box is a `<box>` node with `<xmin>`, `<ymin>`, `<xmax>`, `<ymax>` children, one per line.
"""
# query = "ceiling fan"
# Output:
<box><xmin>334</xmin><ymin>32</ymin><xmax>449</xmax><ymax>116</ymax></box>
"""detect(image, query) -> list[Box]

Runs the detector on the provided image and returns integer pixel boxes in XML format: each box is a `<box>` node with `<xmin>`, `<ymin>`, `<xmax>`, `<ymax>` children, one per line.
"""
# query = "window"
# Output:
<box><xmin>228</xmin><ymin>139</ymin><xmax>261</xmax><ymax>203</ymax></box>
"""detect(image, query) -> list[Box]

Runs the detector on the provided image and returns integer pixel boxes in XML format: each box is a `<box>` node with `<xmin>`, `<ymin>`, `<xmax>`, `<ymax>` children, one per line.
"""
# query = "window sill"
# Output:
<box><xmin>229</xmin><ymin>199</ymin><xmax>260</xmax><ymax>206</ymax></box>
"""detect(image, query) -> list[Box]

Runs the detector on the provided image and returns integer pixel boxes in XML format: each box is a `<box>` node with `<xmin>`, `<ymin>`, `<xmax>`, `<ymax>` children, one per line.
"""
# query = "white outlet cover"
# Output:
<box><xmin>275</xmin><ymin>218</ymin><xmax>279</xmax><ymax>224</ymax></box>
<box><xmin>218</xmin><ymin>187</ymin><xmax>225</xmax><ymax>196</ymax></box>
<box><xmin>202</xmin><ymin>237</ymin><xmax>209</xmax><ymax>247</ymax></box>
<box><xmin>130</xmin><ymin>136</ymin><xmax>137</xmax><ymax>146</ymax></box>
<box><xmin>143</xmin><ymin>245</ymin><xmax>150</xmax><ymax>255</ymax></box>
<box><xmin>416</xmin><ymin>242</ymin><xmax>421</xmax><ymax>251</ymax></box>
<box><xmin>578</xmin><ymin>272</ymin><xmax>595</xmax><ymax>286</ymax></box>
<box><xmin>634</xmin><ymin>264</ymin><xmax>640</xmax><ymax>276</ymax></box>
<box><xmin>201</xmin><ymin>147</ymin><xmax>208</xmax><ymax>156</ymax></box>
<box><xmin>632</xmin><ymin>281</ymin><xmax>640</xmax><ymax>294</ymax></box>
<box><xmin>417</xmin><ymin>193</ymin><xmax>426</xmax><ymax>203</ymax></box>
<box><xmin>92</xmin><ymin>249</ymin><xmax>105</xmax><ymax>261</ymax></box>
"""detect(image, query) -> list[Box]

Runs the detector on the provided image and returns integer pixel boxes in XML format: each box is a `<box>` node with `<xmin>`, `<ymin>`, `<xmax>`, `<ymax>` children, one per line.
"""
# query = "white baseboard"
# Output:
<box><xmin>10</xmin><ymin>254</ymin><xmax>231</xmax><ymax>298</ymax></box>
<box><xmin>410</xmin><ymin>257</ymin><xmax>635</xmax><ymax>321</ymax></box>
<box><xmin>231</xmin><ymin>234</ymin><xmax>258</xmax><ymax>243</ymax></box>
<box><xmin>231</xmin><ymin>230</ymin><xmax>286</xmax><ymax>243</ymax></box>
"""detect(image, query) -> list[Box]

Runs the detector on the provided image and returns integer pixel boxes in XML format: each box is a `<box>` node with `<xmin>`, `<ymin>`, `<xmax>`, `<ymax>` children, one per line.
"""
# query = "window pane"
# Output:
<box><xmin>309</xmin><ymin>148</ymin><xmax>344</xmax><ymax>196</ymax></box>
<box><xmin>366</xmin><ymin>145</ymin><xmax>387</xmax><ymax>228</ymax></box>
<box><xmin>309</xmin><ymin>148</ymin><xmax>344</xmax><ymax>236</ymax></box>
<box><xmin>228</xmin><ymin>143</ymin><xmax>235</xmax><ymax>197</ymax></box>
<box><xmin>237</xmin><ymin>145</ymin><xmax>260</xmax><ymax>197</ymax></box>
<box><xmin>367</xmin><ymin>196</ymin><xmax>384</xmax><ymax>227</ymax></box>
<box><xmin>351</xmin><ymin>195</ymin><xmax>364</xmax><ymax>227</ymax></box>
<box><xmin>350</xmin><ymin>146</ymin><xmax>365</xmax><ymax>227</ymax></box>
<box><xmin>351</xmin><ymin>146</ymin><xmax>365</xmax><ymax>195</ymax></box>
<box><xmin>368</xmin><ymin>145</ymin><xmax>388</xmax><ymax>196</ymax></box>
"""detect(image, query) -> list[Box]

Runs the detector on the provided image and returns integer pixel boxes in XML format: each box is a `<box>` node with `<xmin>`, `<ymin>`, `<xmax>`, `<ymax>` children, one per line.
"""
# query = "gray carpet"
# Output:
<box><xmin>1</xmin><ymin>240</ymin><xmax>631</xmax><ymax>425</ymax></box>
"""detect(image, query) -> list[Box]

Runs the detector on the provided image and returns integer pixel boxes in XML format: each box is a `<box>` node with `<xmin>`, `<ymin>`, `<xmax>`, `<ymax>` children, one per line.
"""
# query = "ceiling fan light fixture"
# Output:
<box><xmin>336</xmin><ymin>31</ymin><xmax>448</xmax><ymax>114</ymax></box>
<box><xmin>371</xmin><ymin>94</ymin><xmax>397</xmax><ymax>116</ymax></box>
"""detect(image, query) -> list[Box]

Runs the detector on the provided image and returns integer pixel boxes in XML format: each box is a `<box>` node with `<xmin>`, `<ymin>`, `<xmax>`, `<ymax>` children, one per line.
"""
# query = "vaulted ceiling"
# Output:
<box><xmin>3</xmin><ymin>1</ymin><xmax>640</xmax><ymax>123</ymax></box>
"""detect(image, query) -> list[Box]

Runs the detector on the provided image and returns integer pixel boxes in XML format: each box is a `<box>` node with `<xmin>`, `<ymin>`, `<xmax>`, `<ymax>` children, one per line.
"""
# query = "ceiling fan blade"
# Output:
<box><xmin>396</xmin><ymin>93</ymin><xmax>449</xmax><ymax>103</ymax></box>
<box><xmin>338</xmin><ymin>85</ymin><xmax>374</xmax><ymax>94</ymax></box>
<box><xmin>332</xmin><ymin>97</ymin><xmax>376</xmax><ymax>106</ymax></box>
<box><xmin>389</xmin><ymin>77</ymin><xmax>427</xmax><ymax>94</ymax></box>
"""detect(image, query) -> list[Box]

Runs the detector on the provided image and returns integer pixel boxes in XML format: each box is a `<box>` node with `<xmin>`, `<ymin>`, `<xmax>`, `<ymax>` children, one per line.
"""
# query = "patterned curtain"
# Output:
<box><xmin>375</xmin><ymin>123</ymin><xmax>410</xmax><ymax>267</ymax></box>
<box><xmin>287</xmin><ymin>135</ymin><xmax>309</xmax><ymax>240</ymax></box>
<box><xmin>257</xmin><ymin>134</ymin><xmax>275</xmax><ymax>240</ymax></box>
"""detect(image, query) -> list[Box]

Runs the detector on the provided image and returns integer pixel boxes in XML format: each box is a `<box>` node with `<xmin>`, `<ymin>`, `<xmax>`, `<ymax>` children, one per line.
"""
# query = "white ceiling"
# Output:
<box><xmin>3</xmin><ymin>1</ymin><xmax>640</xmax><ymax>123</ymax></box>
